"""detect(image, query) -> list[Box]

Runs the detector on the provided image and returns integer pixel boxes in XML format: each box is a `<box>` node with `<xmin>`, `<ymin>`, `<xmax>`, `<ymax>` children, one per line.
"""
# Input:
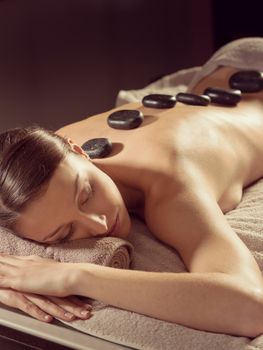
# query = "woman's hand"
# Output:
<box><xmin>0</xmin><ymin>254</ymin><xmax>80</xmax><ymax>297</ymax></box>
<box><xmin>0</xmin><ymin>288</ymin><xmax>92</xmax><ymax>323</ymax></box>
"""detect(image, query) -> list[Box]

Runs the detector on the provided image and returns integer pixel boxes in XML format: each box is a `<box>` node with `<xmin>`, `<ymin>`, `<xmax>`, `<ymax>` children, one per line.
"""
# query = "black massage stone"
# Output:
<box><xmin>107</xmin><ymin>109</ymin><xmax>144</xmax><ymax>130</ymax></box>
<box><xmin>176</xmin><ymin>92</ymin><xmax>210</xmax><ymax>106</ymax></box>
<box><xmin>142</xmin><ymin>94</ymin><xmax>176</xmax><ymax>109</ymax></box>
<box><xmin>229</xmin><ymin>70</ymin><xmax>263</xmax><ymax>93</ymax></box>
<box><xmin>203</xmin><ymin>87</ymin><xmax>241</xmax><ymax>107</ymax></box>
<box><xmin>81</xmin><ymin>138</ymin><xmax>112</xmax><ymax>159</ymax></box>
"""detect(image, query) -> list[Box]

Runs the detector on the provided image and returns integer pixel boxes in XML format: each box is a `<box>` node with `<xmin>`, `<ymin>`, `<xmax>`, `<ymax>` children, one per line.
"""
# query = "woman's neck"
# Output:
<box><xmin>114</xmin><ymin>178</ymin><xmax>145</xmax><ymax>216</ymax></box>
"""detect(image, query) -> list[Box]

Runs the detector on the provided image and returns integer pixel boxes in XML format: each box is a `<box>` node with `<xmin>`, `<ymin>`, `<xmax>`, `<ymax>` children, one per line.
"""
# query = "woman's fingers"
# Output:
<box><xmin>0</xmin><ymin>288</ymin><xmax>92</xmax><ymax>323</ymax></box>
<box><xmin>25</xmin><ymin>294</ymin><xmax>92</xmax><ymax>321</ymax></box>
<box><xmin>0</xmin><ymin>288</ymin><xmax>53</xmax><ymax>323</ymax></box>
<box><xmin>66</xmin><ymin>295</ymin><xmax>93</xmax><ymax>308</ymax></box>
<box><xmin>47</xmin><ymin>296</ymin><xmax>93</xmax><ymax>320</ymax></box>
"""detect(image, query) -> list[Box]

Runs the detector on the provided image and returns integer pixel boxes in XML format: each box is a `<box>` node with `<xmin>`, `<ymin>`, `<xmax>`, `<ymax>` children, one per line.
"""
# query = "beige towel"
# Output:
<box><xmin>0</xmin><ymin>228</ymin><xmax>133</xmax><ymax>269</ymax></box>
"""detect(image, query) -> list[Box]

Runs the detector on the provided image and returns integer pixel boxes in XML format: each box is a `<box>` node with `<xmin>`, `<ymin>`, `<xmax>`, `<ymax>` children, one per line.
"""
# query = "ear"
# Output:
<box><xmin>66</xmin><ymin>138</ymin><xmax>90</xmax><ymax>160</ymax></box>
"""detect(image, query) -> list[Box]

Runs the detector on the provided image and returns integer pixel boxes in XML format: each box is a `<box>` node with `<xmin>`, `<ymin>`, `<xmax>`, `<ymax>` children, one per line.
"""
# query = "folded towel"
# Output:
<box><xmin>187</xmin><ymin>36</ymin><xmax>263</xmax><ymax>91</ymax></box>
<box><xmin>0</xmin><ymin>228</ymin><xmax>134</xmax><ymax>269</ymax></box>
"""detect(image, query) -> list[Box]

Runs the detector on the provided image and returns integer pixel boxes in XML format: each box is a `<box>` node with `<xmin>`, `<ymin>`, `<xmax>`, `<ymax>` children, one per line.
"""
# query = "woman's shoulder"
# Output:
<box><xmin>142</xmin><ymin>160</ymin><xmax>213</xmax><ymax>207</ymax></box>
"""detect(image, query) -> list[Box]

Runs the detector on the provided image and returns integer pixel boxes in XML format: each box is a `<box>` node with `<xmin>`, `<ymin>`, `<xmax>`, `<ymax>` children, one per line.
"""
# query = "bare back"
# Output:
<box><xmin>56</xmin><ymin>67</ymin><xmax>263</xmax><ymax>214</ymax></box>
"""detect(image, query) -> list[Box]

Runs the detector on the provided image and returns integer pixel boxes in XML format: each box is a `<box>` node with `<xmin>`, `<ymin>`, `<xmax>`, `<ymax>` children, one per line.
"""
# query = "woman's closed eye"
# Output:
<box><xmin>51</xmin><ymin>186</ymin><xmax>95</xmax><ymax>244</ymax></box>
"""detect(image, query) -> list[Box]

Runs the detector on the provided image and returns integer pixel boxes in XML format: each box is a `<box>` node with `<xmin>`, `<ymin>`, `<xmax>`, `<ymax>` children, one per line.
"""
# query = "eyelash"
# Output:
<box><xmin>56</xmin><ymin>185</ymin><xmax>95</xmax><ymax>244</ymax></box>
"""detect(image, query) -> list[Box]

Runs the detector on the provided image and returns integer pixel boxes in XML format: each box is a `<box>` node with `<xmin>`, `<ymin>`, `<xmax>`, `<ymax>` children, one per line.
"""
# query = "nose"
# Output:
<box><xmin>79</xmin><ymin>213</ymin><xmax>109</xmax><ymax>237</ymax></box>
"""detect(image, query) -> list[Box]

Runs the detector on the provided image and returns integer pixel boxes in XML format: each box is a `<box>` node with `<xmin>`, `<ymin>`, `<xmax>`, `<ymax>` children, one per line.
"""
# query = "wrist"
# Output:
<box><xmin>65</xmin><ymin>262</ymin><xmax>93</xmax><ymax>297</ymax></box>
<box><xmin>61</xmin><ymin>262</ymin><xmax>83</xmax><ymax>296</ymax></box>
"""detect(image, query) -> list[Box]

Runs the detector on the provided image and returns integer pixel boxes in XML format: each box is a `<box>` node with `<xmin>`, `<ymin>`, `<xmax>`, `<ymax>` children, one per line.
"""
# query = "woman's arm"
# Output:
<box><xmin>73</xmin><ymin>262</ymin><xmax>263</xmax><ymax>337</ymax></box>
<box><xmin>0</xmin><ymin>253</ymin><xmax>262</xmax><ymax>337</ymax></box>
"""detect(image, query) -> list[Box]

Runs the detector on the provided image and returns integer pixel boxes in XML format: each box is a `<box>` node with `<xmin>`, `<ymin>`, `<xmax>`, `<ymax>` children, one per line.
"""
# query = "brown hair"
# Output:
<box><xmin>0</xmin><ymin>125</ymin><xmax>71</xmax><ymax>232</ymax></box>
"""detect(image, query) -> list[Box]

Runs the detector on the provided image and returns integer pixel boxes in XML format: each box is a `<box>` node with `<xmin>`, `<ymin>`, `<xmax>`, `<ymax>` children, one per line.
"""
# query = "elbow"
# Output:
<box><xmin>236</xmin><ymin>287</ymin><xmax>263</xmax><ymax>338</ymax></box>
<box><xmin>242</xmin><ymin>320</ymin><xmax>263</xmax><ymax>338</ymax></box>
<box><xmin>242</xmin><ymin>319</ymin><xmax>263</xmax><ymax>339</ymax></box>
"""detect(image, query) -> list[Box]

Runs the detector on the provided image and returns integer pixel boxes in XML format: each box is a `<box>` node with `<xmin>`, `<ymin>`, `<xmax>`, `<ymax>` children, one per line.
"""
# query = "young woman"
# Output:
<box><xmin>1</xmin><ymin>62</ymin><xmax>263</xmax><ymax>336</ymax></box>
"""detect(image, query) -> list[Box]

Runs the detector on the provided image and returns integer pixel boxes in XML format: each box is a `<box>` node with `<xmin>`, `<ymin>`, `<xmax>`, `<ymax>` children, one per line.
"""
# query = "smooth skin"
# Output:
<box><xmin>1</xmin><ymin>67</ymin><xmax>263</xmax><ymax>336</ymax></box>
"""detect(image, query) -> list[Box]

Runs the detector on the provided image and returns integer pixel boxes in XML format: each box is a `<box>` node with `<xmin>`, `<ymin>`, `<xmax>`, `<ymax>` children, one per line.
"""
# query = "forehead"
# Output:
<box><xmin>16</xmin><ymin>154</ymin><xmax>87</xmax><ymax>239</ymax></box>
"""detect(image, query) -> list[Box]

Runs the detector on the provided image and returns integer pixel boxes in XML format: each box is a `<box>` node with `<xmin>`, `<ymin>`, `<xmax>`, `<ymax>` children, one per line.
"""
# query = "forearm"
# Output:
<box><xmin>70</xmin><ymin>264</ymin><xmax>263</xmax><ymax>337</ymax></box>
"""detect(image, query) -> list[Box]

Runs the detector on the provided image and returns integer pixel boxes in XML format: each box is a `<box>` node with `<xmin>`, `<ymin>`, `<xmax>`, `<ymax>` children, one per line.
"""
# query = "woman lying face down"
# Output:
<box><xmin>1</xmin><ymin>61</ymin><xmax>263</xmax><ymax>337</ymax></box>
<box><xmin>0</xmin><ymin>129</ymin><xmax>131</xmax><ymax>244</ymax></box>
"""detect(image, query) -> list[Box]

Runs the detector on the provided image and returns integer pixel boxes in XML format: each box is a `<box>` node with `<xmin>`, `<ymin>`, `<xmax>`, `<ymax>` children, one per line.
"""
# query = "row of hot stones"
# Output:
<box><xmin>82</xmin><ymin>70</ymin><xmax>263</xmax><ymax>159</ymax></box>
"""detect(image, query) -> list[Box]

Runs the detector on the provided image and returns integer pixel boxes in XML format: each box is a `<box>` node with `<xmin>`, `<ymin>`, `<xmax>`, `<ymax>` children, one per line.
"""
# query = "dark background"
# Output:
<box><xmin>0</xmin><ymin>0</ymin><xmax>262</xmax><ymax>132</ymax></box>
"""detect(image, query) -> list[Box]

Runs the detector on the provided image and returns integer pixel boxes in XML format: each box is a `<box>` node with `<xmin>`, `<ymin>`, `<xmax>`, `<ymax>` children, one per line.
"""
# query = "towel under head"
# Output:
<box><xmin>0</xmin><ymin>227</ymin><xmax>134</xmax><ymax>269</ymax></box>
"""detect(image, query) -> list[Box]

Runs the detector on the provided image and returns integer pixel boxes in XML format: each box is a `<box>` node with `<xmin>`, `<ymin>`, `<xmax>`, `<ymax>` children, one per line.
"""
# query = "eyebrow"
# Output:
<box><xmin>43</xmin><ymin>173</ymin><xmax>80</xmax><ymax>241</ymax></box>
